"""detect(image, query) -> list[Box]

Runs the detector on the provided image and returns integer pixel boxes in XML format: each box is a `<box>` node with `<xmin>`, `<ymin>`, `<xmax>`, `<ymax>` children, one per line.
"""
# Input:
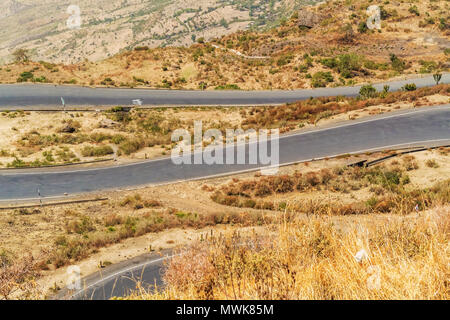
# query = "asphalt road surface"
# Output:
<box><xmin>1</xmin><ymin>105</ymin><xmax>449</xmax><ymax>201</ymax></box>
<box><xmin>55</xmin><ymin>250</ymin><xmax>174</xmax><ymax>300</ymax></box>
<box><xmin>0</xmin><ymin>74</ymin><xmax>448</xmax><ymax>107</ymax></box>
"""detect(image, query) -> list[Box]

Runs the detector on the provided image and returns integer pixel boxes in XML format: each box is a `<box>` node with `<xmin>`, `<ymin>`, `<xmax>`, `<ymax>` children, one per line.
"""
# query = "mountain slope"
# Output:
<box><xmin>0</xmin><ymin>0</ymin><xmax>318</xmax><ymax>64</ymax></box>
<box><xmin>1</xmin><ymin>0</ymin><xmax>448</xmax><ymax>90</ymax></box>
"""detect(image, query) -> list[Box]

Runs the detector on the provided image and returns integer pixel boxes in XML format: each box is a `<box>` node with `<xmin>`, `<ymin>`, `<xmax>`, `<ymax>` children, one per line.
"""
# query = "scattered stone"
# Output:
<box><xmin>98</xmin><ymin>118</ymin><xmax>119</xmax><ymax>129</ymax></box>
<box><xmin>60</xmin><ymin>124</ymin><xmax>76</xmax><ymax>133</ymax></box>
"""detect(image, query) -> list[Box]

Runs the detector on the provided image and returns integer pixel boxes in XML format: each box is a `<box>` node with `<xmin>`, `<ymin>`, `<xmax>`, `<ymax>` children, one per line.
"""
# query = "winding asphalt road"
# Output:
<box><xmin>1</xmin><ymin>105</ymin><xmax>449</xmax><ymax>201</ymax></box>
<box><xmin>1</xmin><ymin>77</ymin><xmax>445</xmax><ymax>299</ymax></box>
<box><xmin>0</xmin><ymin>74</ymin><xmax>448</xmax><ymax>107</ymax></box>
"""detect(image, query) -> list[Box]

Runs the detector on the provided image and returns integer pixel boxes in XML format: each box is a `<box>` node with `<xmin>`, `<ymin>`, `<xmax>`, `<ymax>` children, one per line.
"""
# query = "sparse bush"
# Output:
<box><xmin>408</xmin><ymin>5</ymin><xmax>420</xmax><ymax>16</ymax></box>
<box><xmin>17</xmin><ymin>71</ymin><xmax>34</xmax><ymax>82</ymax></box>
<box><xmin>357</xmin><ymin>21</ymin><xmax>368</xmax><ymax>33</ymax></box>
<box><xmin>425</xmin><ymin>159</ymin><xmax>439</xmax><ymax>168</ymax></box>
<box><xmin>390</xmin><ymin>54</ymin><xmax>406</xmax><ymax>72</ymax></box>
<box><xmin>65</xmin><ymin>216</ymin><xmax>96</xmax><ymax>234</ymax></box>
<box><xmin>359</xmin><ymin>84</ymin><xmax>377</xmax><ymax>99</ymax></box>
<box><xmin>402</xmin><ymin>83</ymin><xmax>417</xmax><ymax>91</ymax></box>
<box><xmin>119</xmin><ymin>138</ymin><xmax>146</xmax><ymax>155</ymax></box>
<box><xmin>81</xmin><ymin>145</ymin><xmax>114</xmax><ymax>157</ymax></box>
<box><xmin>311</xmin><ymin>72</ymin><xmax>333</xmax><ymax>88</ymax></box>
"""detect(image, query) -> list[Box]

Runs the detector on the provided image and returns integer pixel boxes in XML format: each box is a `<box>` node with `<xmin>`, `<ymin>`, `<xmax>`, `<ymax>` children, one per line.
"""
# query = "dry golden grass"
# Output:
<box><xmin>128</xmin><ymin>205</ymin><xmax>449</xmax><ymax>300</ymax></box>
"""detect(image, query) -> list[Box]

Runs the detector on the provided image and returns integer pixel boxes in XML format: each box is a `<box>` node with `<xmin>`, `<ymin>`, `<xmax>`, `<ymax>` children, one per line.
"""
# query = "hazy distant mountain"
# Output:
<box><xmin>0</xmin><ymin>0</ymin><xmax>29</xmax><ymax>19</ymax></box>
<box><xmin>0</xmin><ymin>0</ymin><xmax>319</xmax><ymax>63</ymax></box>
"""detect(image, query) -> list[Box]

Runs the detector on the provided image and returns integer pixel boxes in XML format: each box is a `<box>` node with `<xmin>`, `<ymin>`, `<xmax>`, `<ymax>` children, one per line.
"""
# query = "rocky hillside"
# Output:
<box><xmin>0</xmin><ymin>0</ymin><xmax>318</xmax><ymax>64</ymax></box>
<box><xmin>1</xmin><ymin>0</ymin><xmax>448</xmax><ymax>90</ymax></box>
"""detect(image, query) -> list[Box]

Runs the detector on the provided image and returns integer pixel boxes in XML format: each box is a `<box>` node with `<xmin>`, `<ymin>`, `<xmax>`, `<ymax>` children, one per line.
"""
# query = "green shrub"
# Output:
<box><xmin>311</xmin><ymin>72</ymin><xmax>333</xmax><ymax>88</ymax></box>
<box><xmin>320</xmin><ymin>57</ymin><xmax>337</xmax><ymax>69</ymax></box>
<box><xmin>17</xmin><ymin>71</ymin><xmax>34</xmax><ymax>82</ymax></box>
<box><xmin>215</xmin><ymin>84</ymin><xmax>241</xmax><ymax>90</ymax></box>
<box><xmin>39</xmin><ymin>61</ymin><xmax>56</xmax><ymax>70</ymax></box>
<box><xmin>321</xmin><ymin>54</ymin><xmax>362</xmax><ymax>78</ymax></box>
<box><xmin>390</xmin><ymin>54</ymin><xmax>406</xmax><ymax>72</ymax></box>
<box><xmin>359</xmin><ymin>85</ymin><xmax>378</xmax><ymax>99</ymax></box>
<box><xmin>408</xmin><ymin>5</ymin><xmax>420</xmax><ymax>16</ymax></box>
<box><xmin>419</xmin><ymin>60</ymin><xmax>437</xmax><ymax>74</ymax></box>
<box><xmin>276</xmin><ymin>53</ymin><xmax>294</xmax><ymax>66</ymax></box>
<box><xmin>66</xmin><ymin>216</ymin><xmax>96</xmax><ymax>234</ymax></box>
<box><xmin>402</xmin><ymin>83</ymin><xmax>417</xmax><ymax>91</ymax></box>
<box><xmin>357</xmin><ymin>21</ymin><xmax>368</xmax><ymax>33</ymax></box>
<box><xmin>438</xmin><ymin>18</ymin><xmax>448</xmax><ymax>31</ymax></box>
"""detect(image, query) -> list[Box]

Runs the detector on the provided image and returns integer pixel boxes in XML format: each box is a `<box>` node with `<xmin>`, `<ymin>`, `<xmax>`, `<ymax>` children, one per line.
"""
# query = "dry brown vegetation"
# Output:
<box><xmin>210</xmin><ymin>151</ymin><xmax>450</xmax><ymax>216</ymax></box>
<box><xmin>0</xmin><ymin>106</ymin><xmax>239</xmax><ymax>167</ymax></box>
<box><xmin>43</xmin><ymin>202</ymin><xmax>267</xmax><ymax>270</ymax></box>
<box><xmin>1</xmin><ymin>0</ymin><xmax>448</xmax><ymax>90</ymax></box>
<box><xmin>132</xmin><ymin>205</ymin><xmax>449</xmax><ymax>299</ymax></box>
<box><xmin>241</xmin><ymin>84</ymin><xmax>450</xmax><ymax>131</ymax></box>
<box><xmin>0</xmin><ymin>250</ymin><xmax>39</xmax><ymax>300</ymax></box>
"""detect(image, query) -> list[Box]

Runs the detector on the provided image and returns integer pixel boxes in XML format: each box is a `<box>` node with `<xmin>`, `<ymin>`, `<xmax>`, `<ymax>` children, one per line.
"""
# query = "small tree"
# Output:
<box><xmin>380</xmin><ymin>85</ymin><xmax>390</xmax><ymax>98</ymax></box>
<box><xmin>12</xmin><ymin>48</ymin><xmax>30</xmax><ymax>63</ymax></box>
<box><xmin>433</xmin><ymin>72</ymin><xmax>442</xmax><ymax>85</ymax></box>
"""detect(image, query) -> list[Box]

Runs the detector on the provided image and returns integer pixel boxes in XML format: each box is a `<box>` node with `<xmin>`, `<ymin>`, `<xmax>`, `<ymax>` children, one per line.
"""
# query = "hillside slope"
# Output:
<box><xmin>1</xmin><ymin>0</ymin><xmax>448</xmax><ymax>90</ymax></box>
<box><xmin>0</xmin><ymin>0</ymin><xmax>317</xmax><ymax>64</ymax></box>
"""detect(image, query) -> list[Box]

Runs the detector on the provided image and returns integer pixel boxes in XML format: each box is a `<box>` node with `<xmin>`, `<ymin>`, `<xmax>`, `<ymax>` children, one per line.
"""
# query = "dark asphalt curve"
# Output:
<box><xmin>55</xmin><ymin>250</ymin><xmax>174</xmax><ymax>300</ymax></box>
<box><xmin>1</xmin><ymin>105</ymin><xmax>449</xmax><ymax>201</ymax></box>
<box><xmin>0</xmin><ymin>74</ymin><xmax>448</xmax><ymax>107</ymax></box>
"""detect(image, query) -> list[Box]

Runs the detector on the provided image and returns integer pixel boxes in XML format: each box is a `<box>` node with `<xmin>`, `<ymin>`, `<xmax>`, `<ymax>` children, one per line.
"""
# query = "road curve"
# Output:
<box><xmin>55</xmin><ymin>250</ymin><xmax>174</xmax><ymax>300</ymax></box>
<box><xmin>1</xmin><ymin>105</ymin><xmax>449</xmax><ymax>201</ymax></box>
<box><xmin>0</xmin><ymin>74</ymin><xmax>448</xmax><ymax>107</ymax></box>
